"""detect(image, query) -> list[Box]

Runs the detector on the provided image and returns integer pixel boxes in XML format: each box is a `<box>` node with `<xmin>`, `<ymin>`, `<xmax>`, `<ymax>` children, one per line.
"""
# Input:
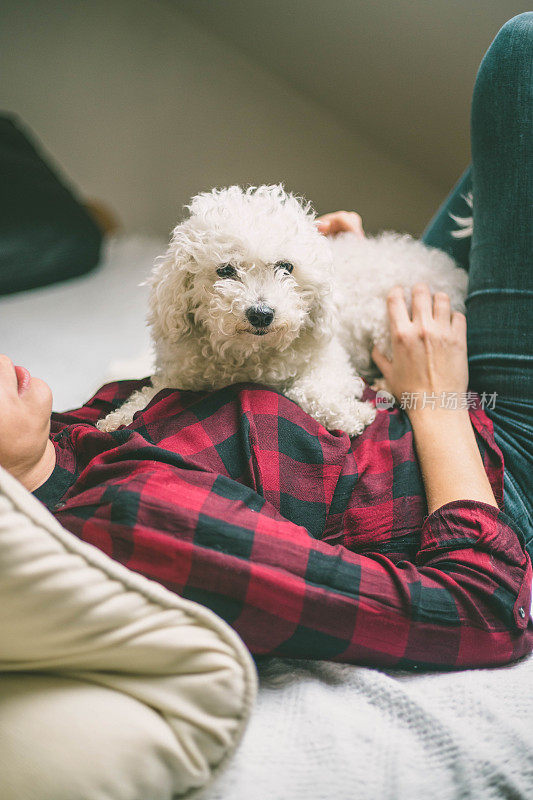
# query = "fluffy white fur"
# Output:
<box><xmin>98</xmin><ymin>185</ymin><xmax>467</xmax><ymax>436</ymax></box>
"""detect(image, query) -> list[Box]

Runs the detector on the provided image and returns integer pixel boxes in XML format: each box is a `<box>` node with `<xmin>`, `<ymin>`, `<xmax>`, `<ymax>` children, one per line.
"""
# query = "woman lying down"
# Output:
<box><xmin>4</xmin><ymin>14</ymin><xmax>532</xmax><ymax>671</ymax></box>
<box><xmin>2</xmin><ymin>263</ymin><xmax>531</xmax><ymax>669</ymax></box>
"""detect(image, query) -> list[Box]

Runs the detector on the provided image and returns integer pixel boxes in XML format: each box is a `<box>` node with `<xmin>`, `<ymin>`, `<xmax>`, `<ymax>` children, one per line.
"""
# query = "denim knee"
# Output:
<box><xmin>496</xmin><ymin>12</ymin><xmax>533</xmax><ymax>44</ymax></box>
<box><xmin>479</xmin><ymin>12</ymin><xmax>533</xmax><ymax>80</ymax></box>
<box><xmin>472</xmin><ymin>12</ymin><xmax>533</xmax><ymax>139</ymax></box>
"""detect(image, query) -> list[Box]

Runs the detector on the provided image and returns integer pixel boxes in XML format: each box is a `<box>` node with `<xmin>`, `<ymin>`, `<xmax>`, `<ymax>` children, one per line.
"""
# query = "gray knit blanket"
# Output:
<box><xmin>204</xmin><ymin>654</ymin><xmax>533</xmax><ymax>800</ymax></box>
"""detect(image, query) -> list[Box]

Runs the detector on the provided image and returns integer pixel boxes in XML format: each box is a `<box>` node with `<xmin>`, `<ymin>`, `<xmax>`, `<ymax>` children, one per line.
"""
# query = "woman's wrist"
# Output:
<box><xmin>407</xmin><ymin>405</ymin><xmax>498</xmax><ymax>514</ymax></box>
<box><xmin>406</xmin><ymin>405</ymin><xmax>470</xmax><ymax>428</ymax></box>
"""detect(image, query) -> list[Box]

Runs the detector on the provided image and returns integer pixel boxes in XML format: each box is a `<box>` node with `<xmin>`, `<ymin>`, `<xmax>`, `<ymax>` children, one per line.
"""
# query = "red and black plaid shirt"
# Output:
<box><xmin>36</xmin><ymin>379</ymin><xmax>532</xmax><ymax>668</ymax></box>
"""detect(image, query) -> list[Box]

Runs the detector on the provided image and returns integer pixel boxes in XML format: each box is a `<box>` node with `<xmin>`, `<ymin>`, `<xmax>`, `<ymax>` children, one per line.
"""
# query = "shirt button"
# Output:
<box><xmin>518</xmin><ymin>607</ymin><xmax>526</xmax><ymax>619</ymax></box>
<box><xmin>55</xmin><ymin>502</ymin><xmax>66</xmax><ymax>510</ymax></box>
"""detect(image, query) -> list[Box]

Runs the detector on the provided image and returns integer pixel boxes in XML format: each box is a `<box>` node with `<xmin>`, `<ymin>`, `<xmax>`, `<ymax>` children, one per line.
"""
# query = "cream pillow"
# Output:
<box><xmin>0</xmin><ymin>465</ymin><xmax>257</xmax><ymax>800</ymax></box>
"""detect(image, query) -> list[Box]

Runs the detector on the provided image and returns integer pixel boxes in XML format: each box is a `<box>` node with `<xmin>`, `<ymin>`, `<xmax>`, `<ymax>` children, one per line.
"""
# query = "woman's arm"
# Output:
<box><xmin>317</xmin><ymin>212</ymin><xmax>498</xmax><ymax>512</ymax></box>
<box><xmin>408</xmin><ymin>411</ymin><xmax>497</xmax><ymax>513</ymax></box>
<box><xmin>372</xmin><ymin>283</ymin><xmax>497</xmax><ymax>513</ymax></box>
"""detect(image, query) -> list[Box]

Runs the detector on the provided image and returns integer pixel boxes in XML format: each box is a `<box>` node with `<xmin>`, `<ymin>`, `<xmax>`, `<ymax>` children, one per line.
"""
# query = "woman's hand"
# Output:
<box><xmin>372</xmin><ymin>283</ymin><xmax>468</xmax><ymax>411</ymax></box>
<box><xmin>316</xmin><ymin>210</ymin><xmax>365</xmax><ymax>238</ymax></box>
<box><xmin>372</xmin><ymin>286</ymin><xmax>497</xmax><ymax>513</ymax></box>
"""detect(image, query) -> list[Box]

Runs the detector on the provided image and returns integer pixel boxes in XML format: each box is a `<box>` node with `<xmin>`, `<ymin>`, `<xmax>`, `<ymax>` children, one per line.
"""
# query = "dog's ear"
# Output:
<box><xmin>146</xmin><ymin>237</ymin><xmax>196</xmax><ymax>343</ymax></box>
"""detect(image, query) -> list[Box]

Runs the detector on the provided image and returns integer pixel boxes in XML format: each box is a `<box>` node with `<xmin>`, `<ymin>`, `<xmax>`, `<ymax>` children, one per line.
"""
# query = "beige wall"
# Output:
<box><xmin>179</xmin><ymin>0</ymin><xmax>525</xmax><ymax>191</ymax></box>
<box><xmin>1</xmin><ymin>0</ymin><xmax>443</xmax><ymax>237</ymax></box>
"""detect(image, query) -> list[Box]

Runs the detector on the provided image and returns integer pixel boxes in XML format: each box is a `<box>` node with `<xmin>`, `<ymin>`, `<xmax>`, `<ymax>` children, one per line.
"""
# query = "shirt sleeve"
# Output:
<box><xmin>404</xmin><ymin>500</ymin><xmax>532</xmax><ymax>664</ymax></box>
<box><xmin>55</xmin><ymin>462</ymin><xmax>533</xmax><ymax>669</ymax></box>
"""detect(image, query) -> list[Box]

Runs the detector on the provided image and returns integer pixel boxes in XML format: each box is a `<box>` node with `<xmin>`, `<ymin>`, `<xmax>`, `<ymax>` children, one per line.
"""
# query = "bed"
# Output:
<box><xmin>1</xmin><ymin>235</ymin><xmax>532</xmax><ymax>800</ymax></box>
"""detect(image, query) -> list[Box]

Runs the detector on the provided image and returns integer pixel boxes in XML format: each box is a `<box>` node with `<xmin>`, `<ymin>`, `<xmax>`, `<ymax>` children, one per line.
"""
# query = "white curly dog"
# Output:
<box><xmin>98</xmin><ymin>185</ymin><xmax>467</xmax><ymax>436</ymax></box>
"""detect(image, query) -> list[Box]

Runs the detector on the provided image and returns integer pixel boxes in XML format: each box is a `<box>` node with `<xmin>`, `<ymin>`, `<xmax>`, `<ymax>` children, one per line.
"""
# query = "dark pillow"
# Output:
<box><xmin>0</xmin><ymin>114</ymin><xmax>102</xmax><ymax>295</ymax></box>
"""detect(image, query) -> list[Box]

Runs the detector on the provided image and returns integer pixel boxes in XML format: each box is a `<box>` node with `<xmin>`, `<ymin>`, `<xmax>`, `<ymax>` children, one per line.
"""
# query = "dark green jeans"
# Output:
<box><xmin>423</xmin><ymin>13</ymin><xmax>533</xmax><ymax>554</ymax></box>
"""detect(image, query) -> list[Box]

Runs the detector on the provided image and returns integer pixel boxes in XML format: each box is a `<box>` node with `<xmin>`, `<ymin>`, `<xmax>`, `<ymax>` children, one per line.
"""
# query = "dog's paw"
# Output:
<box><xmin>343</xmin><ymin>399</ymin><xmax>377</xmax><ymax>436</ymax></box>
<box><xmin>321</xmin><ymin>398</ymin><xmax>376</xmax><ymax>437</ymax></box>
<box><xmin>96</xmin><ymin>413</ymin><xmax>123</xmax><ymax>432</ymax></box>
<box><xmin>95</xmin><ymin>386</ymin><xmax>155</xmax><ymax>431</ymax></box>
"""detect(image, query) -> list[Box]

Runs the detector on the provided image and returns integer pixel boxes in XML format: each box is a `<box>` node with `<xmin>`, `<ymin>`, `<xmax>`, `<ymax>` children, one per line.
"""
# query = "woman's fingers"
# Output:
<box><xmin>411</xmin><ymin>283</ymin><xmax>433</xmax><ymax>328</ymax></box>
<box><xmin>433</xmin><ymin>291</ymin><xmax>451</xmax><ymax>324</ymax></box>
<box><xmin>386</xmin><ymin>286</ymin><xmax>411</xmax><ymax>332</ymax></box>
<box><xmin>371</xmin><ymin>346</ymin><xmax>392</xmax><ymax>379</ymax></box>
<box><xmin>451</xmin><ymin>310</ymin><xmax>467</xmax><ymax>338</ymax></box>
<box><xmin>387</xmin><ymin>286</ymin><xmax>459</xmax><ymax>336</ymax></box>
<box><xmin>315</xmin><ymin>219</ymin><xmax>331</xmax><ymax>234</ymax></box>
<box><xmin>316</xmin><ymin>211</ymin><xmax>364</xmax><ymax>237</ymax></box>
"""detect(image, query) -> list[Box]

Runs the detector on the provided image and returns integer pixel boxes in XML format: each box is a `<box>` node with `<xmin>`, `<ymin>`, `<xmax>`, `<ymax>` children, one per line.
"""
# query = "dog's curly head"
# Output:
<box><xmin>147</xmin><ymin>185</ymin><xmax>333</xmax><ymax>357</ymax></box>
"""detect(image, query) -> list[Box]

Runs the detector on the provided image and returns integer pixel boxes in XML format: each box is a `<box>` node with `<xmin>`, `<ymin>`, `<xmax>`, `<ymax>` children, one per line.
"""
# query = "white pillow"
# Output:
<box><xmin>0</xmin><ymin>465</ymin><xmax>257</xmax><ymax>800</ymax></box>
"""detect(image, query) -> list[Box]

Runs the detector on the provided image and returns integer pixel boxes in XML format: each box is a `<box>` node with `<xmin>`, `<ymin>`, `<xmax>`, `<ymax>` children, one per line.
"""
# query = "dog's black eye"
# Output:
<box><xmin>275</xmin><ymin>261</ymin><xmax>294</xmax><ymax>274</ymax></box>
<box><xmin>216</xmin><ymin>264</ymin><xmax>237</xmax><ymax>278</ymax></box>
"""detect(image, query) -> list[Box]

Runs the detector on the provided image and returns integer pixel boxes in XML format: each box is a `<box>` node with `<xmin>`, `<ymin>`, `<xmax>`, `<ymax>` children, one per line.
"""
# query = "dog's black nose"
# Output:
<box><xmin>245</xmin><ymin>305</ymin><xmax>275</xmax><ymax>328</ymax></box>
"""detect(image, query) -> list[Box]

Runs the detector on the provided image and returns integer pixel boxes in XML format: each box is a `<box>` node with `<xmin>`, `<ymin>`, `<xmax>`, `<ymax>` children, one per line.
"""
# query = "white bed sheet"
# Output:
<box><xmin>0</xmin><ymin>235</ymin><xmax>164</xmax><ymax>411</ymax></box>
<box><xmin>1</xmin><ymin>235</ymin><xmax>531</xmax><ymax>800</ymax></box>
